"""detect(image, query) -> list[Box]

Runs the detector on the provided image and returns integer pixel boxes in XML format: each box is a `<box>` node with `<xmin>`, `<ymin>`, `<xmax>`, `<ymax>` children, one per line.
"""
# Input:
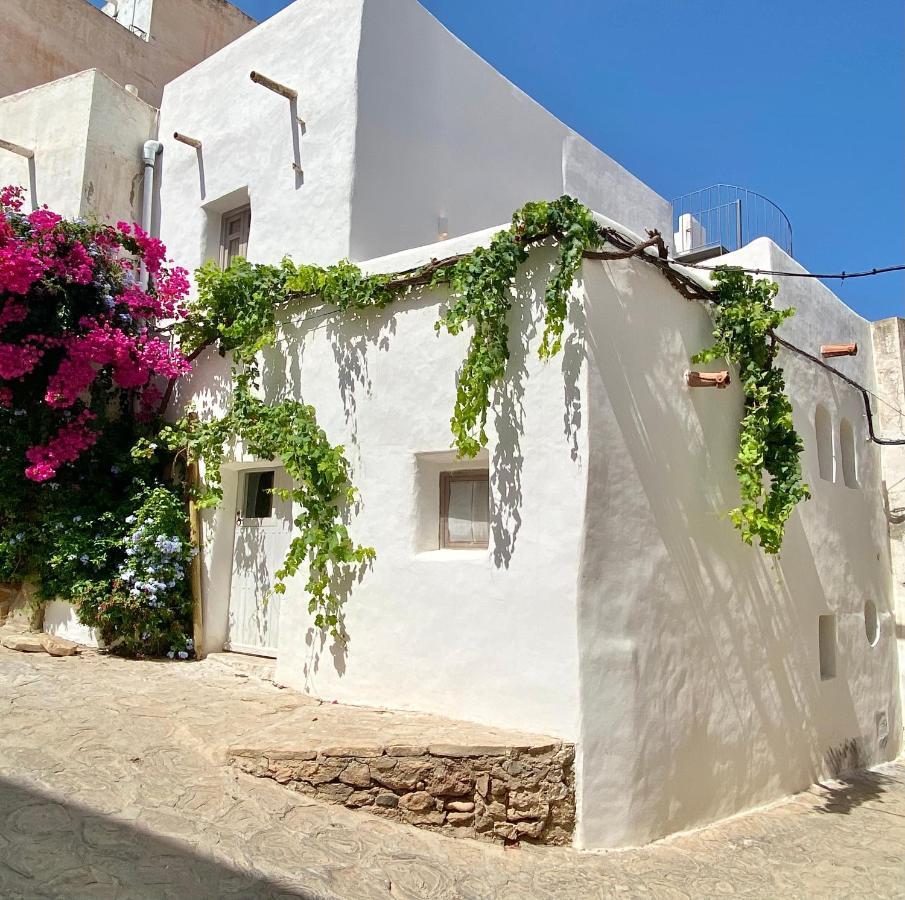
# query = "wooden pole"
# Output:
<box><xmin>0</xmin><ymin>138</ymin><xmax>34</xmax><ymax>159</ymax></box>
<box><xmin>187</xmin><ymin>462</ymin><xmax>205</xmax><ymax>659</ymax></box>
<box><xmin>250</xmin><ymin>71</ymin><xmax>298</xmax><ymax>101</ymax></box>
<box><xmin>173</xmin><ymin>132</ymin><xmax>202</xmax><ymax>150</ymax></box>
<box><xmin>686</xmin><ymin>370</ymin><xmax>731</xmax><ymax>389</ymax></box>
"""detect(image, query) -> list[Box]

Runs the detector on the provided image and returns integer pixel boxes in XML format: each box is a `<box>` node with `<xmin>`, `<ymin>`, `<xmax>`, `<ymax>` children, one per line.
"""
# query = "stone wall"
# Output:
<box><xmin>229</xmin><ymin>741</ymin><xmax>575</xmax><ymax>846</ymax></box>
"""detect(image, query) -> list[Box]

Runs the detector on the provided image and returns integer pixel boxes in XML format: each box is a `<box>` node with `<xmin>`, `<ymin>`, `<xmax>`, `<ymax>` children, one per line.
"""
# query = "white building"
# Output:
<box><xmin>1</xmin><ymin>0</ymin><xmax>903</xmax><ymax>853</ymax></box>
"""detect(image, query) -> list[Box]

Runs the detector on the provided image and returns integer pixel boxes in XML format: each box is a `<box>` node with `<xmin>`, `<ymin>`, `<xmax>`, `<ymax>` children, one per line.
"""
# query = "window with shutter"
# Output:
<box><xmin>220</xmin><ymin>206</ymin><xmax>251</xmax><ymax>268</ymax></box>
<box><xmin>439</xmin><ymin>470</ymin><xmax>489</xmax><ymax>549</ymax></box>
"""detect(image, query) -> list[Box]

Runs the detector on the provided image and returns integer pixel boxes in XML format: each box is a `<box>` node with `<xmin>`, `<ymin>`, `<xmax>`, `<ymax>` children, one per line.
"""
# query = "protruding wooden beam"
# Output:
<box><xmin>0</xmin><ymin>138</ymin><xmax>34</xmax><ymax>159</ymax></box>
<box><xmin>250</xmin><ymin>71</ymin><xmax>298</xmax><ymax>101</ymax></box>
<box><xmin>821</xmin><ymin>343</ymin><xmax>858</xmax><ymax>358</ymax></box>
<box><xmin>173</xmin><ymin>132</ymin><xmax>202</xmax><ymax>150</ymax></box>
<box><xmin>686</xmin><ymin>370</ymin><xmax>731</xmax><ymax>389</ymax></box>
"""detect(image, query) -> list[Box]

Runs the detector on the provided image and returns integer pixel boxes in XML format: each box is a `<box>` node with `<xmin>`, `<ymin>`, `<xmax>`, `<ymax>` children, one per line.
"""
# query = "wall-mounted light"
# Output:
<box><xmin>437</xmin><ymin>216</ymin><xmax>449</xmax><ymax>241</ymax></box>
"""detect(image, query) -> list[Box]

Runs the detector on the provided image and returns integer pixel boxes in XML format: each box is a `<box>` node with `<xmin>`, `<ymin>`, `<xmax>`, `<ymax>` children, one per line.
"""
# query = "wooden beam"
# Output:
<box><xmin>173</xmin><ymin>132</ymin><xmax>202</xmax><ymax>150</ymax></box>
<box><xmin>186</xmin><ymin>462</ymin><xmax>205</xmax><ymax>659</ymax></box>
<box><xmin>0</xmin><ymin>138</ymin><xmax>34</xmax><ymax>159</ymax></box>
<box><xmin>250</xmin><ymin>71</ymin><xmax>298</xmax><ymax>101</ymax></box>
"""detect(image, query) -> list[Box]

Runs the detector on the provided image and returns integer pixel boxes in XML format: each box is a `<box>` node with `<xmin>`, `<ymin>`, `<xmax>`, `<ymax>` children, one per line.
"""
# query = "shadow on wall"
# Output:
<box><xmin>0</xmin><ymin>777</ymin><xmax>317</xmax><ymax>898</ymax></box>
<box><xmin>579</xmin><ymin>260</ymin><xmax>869</xmax><ymax>841</ymax></box>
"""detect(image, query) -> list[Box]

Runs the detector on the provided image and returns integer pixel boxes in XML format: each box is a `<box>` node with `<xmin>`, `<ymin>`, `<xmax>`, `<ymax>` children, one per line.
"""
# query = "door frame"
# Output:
<box><xmin>224</xmin><ymin>462</ymin><xmax>288</xmax><ymax>658</ymax></box>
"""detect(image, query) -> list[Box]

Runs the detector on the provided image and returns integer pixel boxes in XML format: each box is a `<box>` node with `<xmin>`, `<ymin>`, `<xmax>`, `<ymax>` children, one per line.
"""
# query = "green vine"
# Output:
<box><xmin>167</xmin><ymin>198</ymin><xmax>810</xmax><ymax>640</ymax></box>
<box><xmin>694</xmin><ymin>267</ymin><xmax>810</xmax><ymax>553</ymax></box>
<box><xmin>161</xmin><ymin>361</ymin><xmax>374</xmax><ymax>639</ymax></box>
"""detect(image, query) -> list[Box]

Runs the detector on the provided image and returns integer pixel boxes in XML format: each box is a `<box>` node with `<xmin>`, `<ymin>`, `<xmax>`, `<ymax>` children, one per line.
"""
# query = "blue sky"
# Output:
<box><xmin>108</xmin><ymin>0</ymin><xmax>905</xmax><ymax>318</ymax></box>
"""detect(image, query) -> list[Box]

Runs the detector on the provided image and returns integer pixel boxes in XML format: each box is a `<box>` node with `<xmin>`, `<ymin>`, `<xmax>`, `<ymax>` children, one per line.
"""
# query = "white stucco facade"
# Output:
<box><xmin>0</xmin><ymin>70</ymin><xmax>157</xmax><ymax>223</ymax></box>
<box><xmin>155</xmin><ymin>0</ymin><xmax>671</xmax><ymax>273</ymax></box>
<box><xmin>171</xmin><ymin>221</ymin><xmax>903</xmax><ymax>849</ymax></box>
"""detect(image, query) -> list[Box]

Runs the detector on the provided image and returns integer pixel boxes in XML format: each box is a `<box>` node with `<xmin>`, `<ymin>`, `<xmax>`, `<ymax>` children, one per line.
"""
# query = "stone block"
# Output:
<box><xmin>429</xmin><ymin>744</ymin><xmax>506</xmax><ymax>758</ymax></box>
<box><xmin>402</xmin><ymin>808</ymin><xmax>446</xmax><ymax>826</ymax></box>
<box><xmin>371</xmin><ymin>759</ymin><xmax>429</xmax><ymax>791</ymax></box>
<box><xmin>339</xmin><ymin>762</ymin><xmax>372</xmax><ymax>788</ymax></box>
<box><xmin>1</xmin><ymin>634</ymin><xmax>46</xmax><ymax>653</ymax></box>
<box><xmin>475</xmin><ymin>774</ymin><xmax>490</xmax><ymax>799</ymax></box>
<box><xmin>399</xmin><ymin>791</ymin><xmax>437</xmax><ymax>813</ymax></box>
<box><xmin>263</xmin><ymin>749</ymin><xmax>317</xmax><ymax>762</ymax></box>
<box><xmin>316</xmin><ymin>782</ymin><xmax>354</xmax><ymax>804</ymax></box>
<box><xmin>345</xmin><ymin>790</ymin><xmax>375</xmax><ymax>808</ymax></box>
<box><xmin>41</xmin><ymin>635</ymin><xmax>79</xmax><ymax>656</ymax></box>
<box><xmin>513</xmin><ymin>819</ymin><xmax>545</xmax><ymax>839</ymax></box>
<box><xmin>385</xmin><ymin>745</ymin><xmax>427</xmax><ymax>757</ymax></box>
<box><xmin>374</xmin><ymin>793</ymin><xmax>398</xmax><ymax>808</ymax></box>
<box><xmin>507</xmin><ymin>791</ymin><xmax>549</xmax><ymax>822</ymax></box>
<box><xmin>445</xmin><ymin>800</ymin><xmax>474</xmax><ymax>813</ymax></box>
<box><xmin>320</xmin><ymin>746</ymin><xmax>383</xmax><ymax>758</ymax></box>
<box><xmin>426</xmin><ymin>763</ymin><xmax>473</xmax><ymax>797</ymax></box>
<box><xmin>492</xmin><ymin>822</ymin><xmax>520</xmax><ymax>841</ymax></box>
<box><xmin>446</xmin><ymin>812</ymin><xmax>474</xmax><ymax>827</ymax></box>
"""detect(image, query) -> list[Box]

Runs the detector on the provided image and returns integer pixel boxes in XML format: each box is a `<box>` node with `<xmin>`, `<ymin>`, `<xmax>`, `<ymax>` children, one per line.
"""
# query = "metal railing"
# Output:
<box><xmin>671</xmin><ymin>184</ymin><xmax>793</xmax><ymax>260</ymax></box>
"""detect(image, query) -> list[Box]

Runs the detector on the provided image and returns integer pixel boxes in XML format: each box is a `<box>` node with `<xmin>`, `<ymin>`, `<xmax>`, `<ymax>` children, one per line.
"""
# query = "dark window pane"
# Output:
<box><xmin>244</xmin><ymin>471</ymin><xmax>274</xmax><ymax>519</ymax></box>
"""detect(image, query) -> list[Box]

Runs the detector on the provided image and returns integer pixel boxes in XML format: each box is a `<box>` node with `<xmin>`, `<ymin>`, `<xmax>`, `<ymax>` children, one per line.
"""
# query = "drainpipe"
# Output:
<box><xmin>139</xmin><ymin>139</ymin><xmax>163</xmax><ymax>285</ymax></box>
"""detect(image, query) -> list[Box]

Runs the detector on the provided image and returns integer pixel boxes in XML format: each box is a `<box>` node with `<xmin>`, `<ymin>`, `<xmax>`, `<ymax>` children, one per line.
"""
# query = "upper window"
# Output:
<box><xmin>440</xmin><ymin>470</ymin><xmax>489</xmax><ymax>549</ymax></box>
<box><xmin>814</xmin><ymin>404</ymin><xmax>835</xmax><ymax>482</ymax></box>
<box><xmin>220</xmin><ymin>205</ymin><xmax>251</xmax><ymax>269</ymax></box>
<box><xmin>839</xmin><ymin>417</ymin><xmax>858</xmax><ymax>489</ymax></box>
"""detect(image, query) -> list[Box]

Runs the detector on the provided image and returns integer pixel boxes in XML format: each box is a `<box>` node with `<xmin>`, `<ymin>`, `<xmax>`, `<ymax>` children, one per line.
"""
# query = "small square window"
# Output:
<box><xmin>220</xmin><ymin>205</ymin><xmax>251</xmax><ymax>268</ymax></box>
<box><xmin>243</xmin><ymin>470</ymin><xmax>275</xmax><ymax>520</ymax></box>
<box><xmin>440</xmin><ymin>470</ymin><xmax>489</xmax><ymax>549</ymax></box>
<box><xmin>818</xmin><ymin>614</ymin><xmax>837</xmax><ymax>680</ymax></box>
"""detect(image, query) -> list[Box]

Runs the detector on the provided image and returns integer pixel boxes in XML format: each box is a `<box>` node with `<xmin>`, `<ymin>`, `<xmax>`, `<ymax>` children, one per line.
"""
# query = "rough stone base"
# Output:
<box><xmin>0</xmin><ymin>583</ymin><xmax>43</xmax><ymax>630</ymax></box>
<box><xmin>229</xmin><ymin>742</ymin><xmax>575</xmax><ymax>845</ymax></box>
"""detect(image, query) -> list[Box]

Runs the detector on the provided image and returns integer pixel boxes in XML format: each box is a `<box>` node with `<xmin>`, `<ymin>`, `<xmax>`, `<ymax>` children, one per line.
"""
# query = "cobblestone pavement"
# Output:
<box><xmin>0</xmin><ymin>640</ymin><xmax>903</xmax><ymax>899</ymax></box>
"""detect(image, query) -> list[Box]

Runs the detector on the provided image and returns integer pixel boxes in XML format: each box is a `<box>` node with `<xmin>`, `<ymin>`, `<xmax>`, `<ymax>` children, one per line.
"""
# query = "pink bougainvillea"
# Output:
<box><xmin>24</xmin><ymin>410</ymin><xmax>99</xmax><ymax>482</ymax></box>
<box><xmin>0</xmin><ymin>186</ymin><xmax>191</xmax><ymax>481</ymax></box>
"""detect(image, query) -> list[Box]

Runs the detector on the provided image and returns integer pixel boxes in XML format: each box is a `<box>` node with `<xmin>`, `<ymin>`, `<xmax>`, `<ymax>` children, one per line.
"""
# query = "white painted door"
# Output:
<box><xmin>227</xmin><ymin>468</ymin><xmax>293</xmax><ymax>657</ymax></box>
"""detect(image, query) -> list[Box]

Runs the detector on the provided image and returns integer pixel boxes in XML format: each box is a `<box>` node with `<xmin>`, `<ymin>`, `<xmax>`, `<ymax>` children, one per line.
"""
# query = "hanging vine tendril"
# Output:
<box><xmin>166</xmin><ymin>198</ymin><xmax>808</xmax><ymax>640</ymax></box>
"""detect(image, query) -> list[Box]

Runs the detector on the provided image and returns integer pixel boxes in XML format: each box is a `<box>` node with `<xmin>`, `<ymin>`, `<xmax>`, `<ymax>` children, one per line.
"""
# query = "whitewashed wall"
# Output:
<box><xmin>0</xmin><ymin>70</ymin><xmax>156</xmax><ymax>223</ymax></box>
<box><xmin>173</xmin><ymin>227</ymin><xmax>588</xmax><ymax>741</ymax></box>
<box><xmin>174</xmin><ymin>223</ymin><xmax>901</xmax><ymax>849</ymax></box>
<box><xmin>575</xmin><ymin>238</ymin><xmax>900</xmax><ymax>848</ymax></box>
<box><xmin>350</xmin><ymin>0</ymin><xmax>671</xmax><ymax>260</ymax></box>
<box><xmin>157</xmin><ymin>0</ymin><xmax>671</xmax><ymax>273</ymax></box>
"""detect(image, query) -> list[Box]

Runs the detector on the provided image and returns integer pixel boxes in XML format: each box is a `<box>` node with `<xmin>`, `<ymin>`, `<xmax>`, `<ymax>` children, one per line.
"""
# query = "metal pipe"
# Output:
<box><xmin>139</xmin><ymin>140</ymin><xmax>163</xmax><ymax>284</ymax></box>
<box><xmin>173</xmin><ymin>132</ymin><xmax>202</xmax><ymax>150</ymax></box>
<box><xmin>0</xmin><ymin>138</ymin><xmax>34</xmax><ymax>159</ymax></box>
<box><xmin>250</xmin><ymin>71</ymin><xmax>297</xmax><ymax>101</ymax></box>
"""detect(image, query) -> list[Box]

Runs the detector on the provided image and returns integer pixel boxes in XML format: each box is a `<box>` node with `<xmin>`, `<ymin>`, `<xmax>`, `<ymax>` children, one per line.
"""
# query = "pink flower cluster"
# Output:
<box><xmin>0</xmin><ymin>187</ymin><xmax>193</xmax><ymax>482</ymax></box>
<box><xmin>25</xmin><ymin>411</ymin><xmax>99</xmax><ymax>482</ymax></box>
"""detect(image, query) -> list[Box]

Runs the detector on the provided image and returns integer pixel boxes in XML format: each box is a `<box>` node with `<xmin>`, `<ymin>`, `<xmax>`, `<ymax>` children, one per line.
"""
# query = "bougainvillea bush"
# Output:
<box><xmin>0</xmin><ymin>186</ymin><xmax>194</xmax><ymax>656</ymax></box>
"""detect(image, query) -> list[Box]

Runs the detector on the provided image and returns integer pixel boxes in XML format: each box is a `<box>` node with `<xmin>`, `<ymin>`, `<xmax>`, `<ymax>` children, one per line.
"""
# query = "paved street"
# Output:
<box><xmin>0</xmin><ymin>638</ymin><xmax>903</xmax><ymax>899</ymax></box>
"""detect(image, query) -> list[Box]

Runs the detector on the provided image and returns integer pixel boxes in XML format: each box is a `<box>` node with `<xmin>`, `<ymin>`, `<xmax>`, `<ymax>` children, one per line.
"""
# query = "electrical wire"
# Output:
<box><xmin>675</xmin><ymin>262</ymin><xmax>905</xmax><ymax>280</ymax></box>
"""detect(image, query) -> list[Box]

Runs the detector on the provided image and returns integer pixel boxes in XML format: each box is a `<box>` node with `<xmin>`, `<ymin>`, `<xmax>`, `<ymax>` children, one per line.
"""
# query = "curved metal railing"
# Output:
<box><xmin>671</xmin><ymin>184</ymin><xmax>793</xmax><ymax>260</ymax></box>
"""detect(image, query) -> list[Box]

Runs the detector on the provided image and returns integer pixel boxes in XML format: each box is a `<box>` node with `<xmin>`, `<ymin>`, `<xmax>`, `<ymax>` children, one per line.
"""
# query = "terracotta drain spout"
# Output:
<box><xmin>685</xmin><ymin>370</ymin><xmax>731</xmax><ymax>389</ymax></box>
<box><xmin>820</xmin><ymin>343</ymin><xmax>858</xmax><ymax>358</ymax></box>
